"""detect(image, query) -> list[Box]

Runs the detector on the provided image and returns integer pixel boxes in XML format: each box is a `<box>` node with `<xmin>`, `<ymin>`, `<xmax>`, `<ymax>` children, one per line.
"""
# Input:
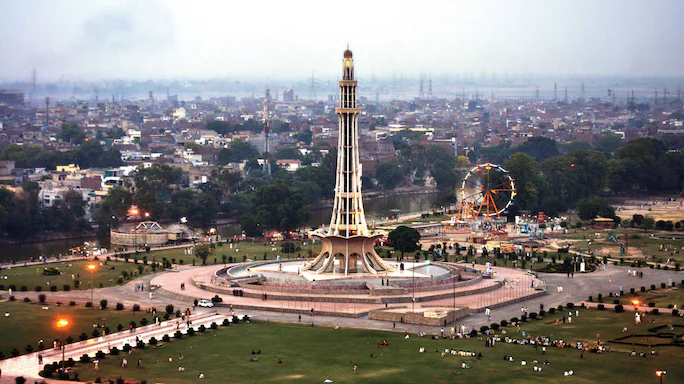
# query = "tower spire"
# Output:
<box><xmin>263</xmin><ymin>88</ymin><xmax>272</xmax><ymax>178</ymax></box>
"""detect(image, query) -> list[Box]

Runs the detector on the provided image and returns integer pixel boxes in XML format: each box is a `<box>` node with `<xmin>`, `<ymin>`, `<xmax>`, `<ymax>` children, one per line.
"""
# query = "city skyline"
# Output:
<box><xmin>2</xmin><ymin>0</ymin><xmax>684</xmax><ymax>81</ymax></box>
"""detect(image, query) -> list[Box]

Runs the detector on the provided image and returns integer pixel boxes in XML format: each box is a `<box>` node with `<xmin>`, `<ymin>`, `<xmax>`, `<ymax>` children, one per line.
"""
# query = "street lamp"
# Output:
<box><xmin>87</xmin><ymin>264</ymin><xmax>96</xmax><ymax>306</ymax></box>
<box><xmin>56</xmin><ymin>318</ymin><xmax>70</xmax><ymax>372</ymax></box>
<box><xmin>656</xmin><ymin>370</ymin><xmax>666</xmax><ymax>384</ymax></box>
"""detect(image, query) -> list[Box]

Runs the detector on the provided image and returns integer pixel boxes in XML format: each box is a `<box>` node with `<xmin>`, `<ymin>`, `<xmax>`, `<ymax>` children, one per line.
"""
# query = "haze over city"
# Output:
<box><xmin>2</xmin><ymin>0</ymin><xmax>684</xmax><ymax>81</ymax></box>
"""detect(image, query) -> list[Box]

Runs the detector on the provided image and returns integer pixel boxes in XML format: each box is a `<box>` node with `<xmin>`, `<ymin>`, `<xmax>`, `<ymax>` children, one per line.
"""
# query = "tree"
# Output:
<box><xmin>58</xmin><ymin>123</ymin><xmax>86</xmax><ymax>145</ymax></box>
<box><xmin>247</xmin><ymin>180</ymin><xmax>311</xmax><ymax>232</ymax></box>
<box><xmin>388</xmin><ymin>226</ymin><xmax>421</xmax><ymax>261</ymax></box>
<box><xmin>375</xmin><ymin>162</ymin><xmax>404</xmax><ymax>190</ymax></box>
<box><xmin>504</xmin><ymin>153</ymin><xmax>544</xmax><ymax>211</ymax></box>
<box><xmin>193</xmin><ymin>244</ymin><xmax>211</xmax><ymax>265</ymax></box>
<box><xmin>640</xmin><ymin>216</ymin><xmax>655</xmax><ymax>232</ymax></box>
<box><xmin>576</xmin><ymin>196</ymin><xmax>616</xmax><ymax>221</ymax></box>
<box><xmin>292</xmin><ymin>130</ymin><xmax>313</xmax><ymax>145</ymax></box>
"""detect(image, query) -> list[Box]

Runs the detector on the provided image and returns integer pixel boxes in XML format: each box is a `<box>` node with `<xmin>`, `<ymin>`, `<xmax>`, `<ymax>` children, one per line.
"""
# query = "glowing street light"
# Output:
<box><xmin>87</xmin><ymin>264</ymin><xmax>97</xmax><ymax>306</ymax></box>
<box><xmin>56</xmin><ymin>318</ymin><xmax>70</xmax><ymax>372</ymax></box>
<box><xmin>656</xmin><ymin>370</ymin><xmax>666</xmax><ymax>384</ymax></box>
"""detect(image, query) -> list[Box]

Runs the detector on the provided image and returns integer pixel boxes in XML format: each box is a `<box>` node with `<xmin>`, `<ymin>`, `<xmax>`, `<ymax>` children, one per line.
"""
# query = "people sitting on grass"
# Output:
<box><xmin>250</xmin><ymin>357</ymin><xmax>259</xmax><ymax>362</ymax></box>
<box><xmin>178</xmin><ymin>367</ymin><xmax>185</xmax><ymax>371</ymax></box>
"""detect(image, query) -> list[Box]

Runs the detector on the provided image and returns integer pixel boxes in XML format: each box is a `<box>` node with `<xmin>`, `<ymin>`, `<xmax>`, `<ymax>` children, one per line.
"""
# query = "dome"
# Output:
<box><xmin>343</xmin><ymin>49</ymin><xmax>353</xmax><ymax>59</ymax></box>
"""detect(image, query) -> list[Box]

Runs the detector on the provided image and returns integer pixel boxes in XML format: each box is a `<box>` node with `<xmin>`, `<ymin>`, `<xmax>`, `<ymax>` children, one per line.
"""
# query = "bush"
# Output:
<box><xmin>20</xmin><ymin>286</ymin><xmax>27</xmax><ymax>292</ymax></box>
<box><xmin>63</xmin><ymin>284</ymin><xmax>70</xmax><ymax>291</ymax></box>
<box><xmin>615</xmin><ymin>304</ymin><xmax>624</xmax><ymax>313</ymax></box>
<box><xmin>640</xmin><ymin>286</ymin><xmax>646</xmax><ymax>292</ymax></box>
<box><xmin>95</xmin><ymin>350</ymin><xmax>106</xmax><ymax>359</ymax></box>
<box><xmin>165</xmin><ymin>304</ymin><xmax>174</xmax><ymax>314</ymax></box>
<box><xmin>23</xmin><ymin>297</ymin><xmax>31</xmax><ymax>302</ymax></box>
<box><xmin>211</xmin><ymin>295</ymin><xmax>223</xmax><ymax>303</ymax></box>
<box><xmin>99</xmin><ymin>299</ymin><xmax>109</xmax><ymax>309</ymax></box>
<box><xmin>136</xmin><ymin>340</ymin><xmax>145</xmax><ymax>349</ymax></box>
<box><xmin>232</xmin><ymin>315</ymin><xmax>240</xmax><ymax>324</ymax></box>
<box><xmin>187</xmin><ymin>328</ymin><xmax>195</xmax><ymax>336</ymax></box>
<box><xmin>79</xmin><ymin>332</ymin><xmax>88</xmax><ymax>341</ymax></box>
<box><xmin>8</xmin><ymin>295</ymin><xmax>15</xmax><ymax>301</ymax></box>
<box><xmin>509</xmin><ymin>317</ymin><xmax>519</xmax><ymax>323</ymax></box>
<box><xmin>597</xmin><ymin>304</ymin><xmax>605</xmax><ymax>310</ymax></box>
<box><xmin>122</xmin><ymin>344</ymin><xmax>132</xmax><ymax>352</ymax></box>
<box><xmin>115</xmin><ymin>303</ymin><xmax>124</xmax><ymax>310</ymax></box>
<box><xmin>69</xmin><ymin>301</ymin><xmax>76</xmax><ymax>306</ymax></box>
<box><xmin>529</xmin><ymin>312</ymin><xmax>538</xmax><ymax>319</ymax></box>
<box><xmin>222</xmin><ymin>318</ymin><xmax>231</xmax><ymax>327</ymax></box>
<box><xmin>174</xmin><ymin>331</ymin><xmax>183</xmax><ymax>339</ymax></box>
<box><xmin>660</xmin><ymin>282</ymin><xmax>667</xmax><ymax>289</ymax></box>
<box><xmin>480</xmin><ymin>325</ymin><xmax>489</xmax><ymax>333</ymax></box>
<box><xmin>38</xmin><ymin>294</ymin><xmax>46</xmax><ymax>303</ymax></box>
<box><xmin>148</xmin><ymin>337</ymin><xmax>158</xmax><ymax>345</ymax></box>
<box><xmin>613</xmin><ymin>299</ymin><xmax>621</xmax><ymax>305</ymax></box>
<box><xmin>500</xmin><ymin>319</ymin><xmax>508</xmax><ymax>327</ymax></box>
<box><xmin>648</xmin><ymin>302</ymin><xmax>656</xmax><ymax>308</ymax></box>
<box><xmin>650</xmin><ymin>284</ymin><xmax>656</xmax><ymax>290</ymax></box>
<box><xmin>652</xmin><ymin>309</ymin><xmax>660</xmax><ymax>315</ymax></box>
<box><xmin>588</xmin><ymin>296</ymin><xmax>593</xmax><ymax>302</ymax></box>
<box><xmin>520</xmin><ymin>315</ymin><xmax>527</xmax><ymax>322</ymax></box>
<box><xmin>25</xmin><ymin>344</ymin><xmax>34</xmax><ymax>353</ymax></box>
<box><xmin>630</xmin><ymin>288</ymin><xmax>635</xmax><ymax>294</ymax></box>
<box><xmin>490</xmin><ymin>323</ymin><xmax>500</xmax><ymax>330</ymax></box>
<box><xmin>210</xmin><ymin>322</ymin><xmax>218</xmax><ymax>330</ymax></box>
<box><xmin>15</xmin><ymin>376</ymin><xmax>26</xmax><ymax>384</ymax></box>
<box><xmin>469</xmin><ymin>329</ymin><xmax>478</xmax><ymax>338</ymax></box>
<box><xmin>539</xmin><ymin>310</ymin><xmax>545</xmax><ymax>317</ymax></box>
<box><xmin>175</xmin><ymin>310</ymin><xmax>181</xmax><ymax>318</ymax></box>
<box><xmin>140</xmin><ymin>318</ymin><xmax>149</xmax><ymax>326</ymax></box>
<box><xmin>673</xmin><ymin>309</ymin><xmax>680</xmax><ymax>316</ymax></box>
<box><xmin>198</xmin><ymin>324</ymin><xmax>207</xmax><ymax>333</ymax></box>
<box><xmin>567</xmin><ymin>303</ymin><xmax>574</xmax><ymax>309</ymax></box>
<box><xmin>92</xmin><ymin>329</ymin><xmax>100</xmax><ymax>338</ymax></box>
<box><xmin>35</xmin><ymin>285</ymin><xmax>42</xmax><ymax>292</ymax></box>
<box><xmin>162</xmin><ymin>334</ymin><xmax>171</xmax><ymax>342</ymax></box>
<box><xmin>50</xmin><ymin>285</ymin><xmax>57</xmax><ymax>292</ymax></box>
<box><xmin>80</xmin><ymin>354</ymin><xmax>91</xmax><ymax>363</ymax></box>
<box><xmin>110</xmin><ymin>347</ymin><xmax>120</xmax><ymax>355</ymax></box>
<box><xmin>133</xmin><ymin>304</ymin><xmax>141</xmax><ymax>312</ymax></box>
<box><xmin>548</xmin><ymin>307</ymin><xmax>556</xmax><ymax>314</ymax></box>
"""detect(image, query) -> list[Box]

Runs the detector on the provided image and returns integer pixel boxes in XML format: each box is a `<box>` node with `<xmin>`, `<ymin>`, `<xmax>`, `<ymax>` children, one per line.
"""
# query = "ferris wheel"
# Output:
<box><xmin>457</xmin><ymin>163</ymin><xmax>516</xmax><ymax>219</ymax></box>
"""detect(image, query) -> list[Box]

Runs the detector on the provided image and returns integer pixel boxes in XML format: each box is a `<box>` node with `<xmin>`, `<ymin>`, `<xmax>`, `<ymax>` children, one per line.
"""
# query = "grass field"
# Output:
<box><xmin>0</xmin><ymin>301</ymin><xmax>152</xmax><ymax>359</ymax></box>
<box><xmin>146</xmin><ymin>240</ymin><xmax>323</xmax><ymax>266</ymax></box>
<box><xmin>0</xmin><ymin>260</ymin><xmax>154</xmax><ymax>292</ymax></box>
<box><xmin>73</xmin><ymin>309</ymin><xmax>684</xmax><ymax>384</ymax></box>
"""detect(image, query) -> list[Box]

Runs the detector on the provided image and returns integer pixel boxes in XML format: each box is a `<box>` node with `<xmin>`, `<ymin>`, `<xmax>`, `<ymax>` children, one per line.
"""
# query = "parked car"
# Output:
<box><xmin>197</xmin><ymin>299</ymin><xmax>214</xmax><ymax>308</ymax></box>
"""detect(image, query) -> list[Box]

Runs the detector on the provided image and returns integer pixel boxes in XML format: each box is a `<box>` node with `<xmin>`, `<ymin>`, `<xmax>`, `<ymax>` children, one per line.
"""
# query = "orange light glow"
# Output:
<box><xmin>87</xmin><ymin>264</ymin><xmax>96</xmax><ymax>271</ymax></box>
<box><xmin>56</xmin><ymin>319</ymin><xmax>69</xmax><ymax>328</ymax></box>
<box><xmin>632</xmin><ymin>299</ymin><xmax>640</xmax><ymax>306</ymax></box>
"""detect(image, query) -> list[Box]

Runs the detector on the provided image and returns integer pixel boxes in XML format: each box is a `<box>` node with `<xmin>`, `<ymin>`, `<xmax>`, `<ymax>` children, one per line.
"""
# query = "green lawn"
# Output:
<box><xmin>557</xmin><ymin>229</ymin><xmax>684</xmax><ymax>262</ymax></box>
<box><xmin>74</xmin><ymin>309</ymin><xmax>684</xmax><ymax>384</ymax></box>
<box><xmin>0</xmin><ymin>260</ymin><xmax>155</xmax><ymax>292</ymax></box>
<box><xmin>599</xmin><ymin>285</ymin><xmax>684</xmax><ymax>310</ymax></box>
<box><xmin>146</xmin><ymin>241</ymin><xmax>323</xmax><ymax>266</ymax></box>
<box><xmin>0</xmin><ymin>301</ymin><xmax>152</xmax><ymax>359</ymax></box>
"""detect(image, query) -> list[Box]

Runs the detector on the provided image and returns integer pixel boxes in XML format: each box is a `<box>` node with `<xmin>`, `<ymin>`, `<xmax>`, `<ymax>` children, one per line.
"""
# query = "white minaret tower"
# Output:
<box><xmin>303</xmin><ymin>47</ymin><xmax>394</xmax><ymax>275</ymax></box>
<box><xmin>328</xmin><ymin>48</ymin><xmax>368</xmax><ymax>237</ymax></box>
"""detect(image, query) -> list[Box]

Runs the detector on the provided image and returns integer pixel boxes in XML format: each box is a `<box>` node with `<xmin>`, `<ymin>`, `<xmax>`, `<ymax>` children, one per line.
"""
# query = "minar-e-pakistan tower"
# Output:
<box><xmin>303</xmin><ymin>48</ymin><xmax>395</xmax><ymax>275</ymax></box>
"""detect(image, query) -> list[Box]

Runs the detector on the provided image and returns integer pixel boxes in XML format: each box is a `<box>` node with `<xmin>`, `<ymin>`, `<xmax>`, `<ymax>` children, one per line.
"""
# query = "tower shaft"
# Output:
<box><xmin>329</xmin><ymin>54</ymin><xmax>368</xmax><ymax>237</ymax></box>
<box><xmin>263</xmin><ymin>89</ymin><xmax>272</xmax><ymax>178</ymax></box>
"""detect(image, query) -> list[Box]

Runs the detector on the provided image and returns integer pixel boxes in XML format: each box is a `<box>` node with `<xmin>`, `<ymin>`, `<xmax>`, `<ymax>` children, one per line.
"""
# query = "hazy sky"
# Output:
<box><xmin>1</xmin><ymin>0</ymin><xmax>683</xmax><ymax>81</ymax></box>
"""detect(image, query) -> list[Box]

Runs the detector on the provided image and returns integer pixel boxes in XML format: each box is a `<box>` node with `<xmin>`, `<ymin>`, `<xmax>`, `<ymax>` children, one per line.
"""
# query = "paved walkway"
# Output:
<box><xmin>0</xmin><ymin>311</ymin><xmax>228</xmax><ymax>381</ymax></box>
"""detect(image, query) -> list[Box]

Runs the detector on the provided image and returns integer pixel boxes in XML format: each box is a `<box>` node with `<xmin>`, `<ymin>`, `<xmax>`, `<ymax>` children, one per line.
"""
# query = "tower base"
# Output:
<box><xmin>303</xmin><ymin>231</ymin><xmax>395</xmax><ymax>275</ymax></box>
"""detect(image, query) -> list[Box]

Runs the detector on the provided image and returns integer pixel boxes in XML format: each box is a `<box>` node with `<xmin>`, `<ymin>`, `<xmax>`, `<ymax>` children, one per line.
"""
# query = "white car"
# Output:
<box><xmin>197</xmin><ymin>299</ymin><xmax>214</xmax><ymax>308</ymax></box>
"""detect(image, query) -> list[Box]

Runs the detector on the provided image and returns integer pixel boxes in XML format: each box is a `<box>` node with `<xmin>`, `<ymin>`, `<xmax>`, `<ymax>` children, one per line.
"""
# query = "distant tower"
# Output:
<box><xmin>309</xmin><ymin>72</ymin><xmax>317</xmax><ymax>101</ymax></box>
<box><xmin>44</xmin><ymin>97</ymin><xmax>50</xmax><ymax>131</ymax></box>
<box><xmin>149</xmin><ymin>90</ymin><xmax>154</xmax><ymax>108</ymax></box>
<box><xmin>580</xmin><ymin>81</ymin><xmax>585</xmax><ymax>101</ymax></box>
<box><xmin>654</xmin><ymin>88</ymin><xmax>658</xmax><ymax>104</ymax></box>
<box><xmin>419</xmin><ymin>74</ymin><xmax>425</xmax><ymax>100</ymax></box>
<box><xmin>663</xmin><ymin>86</ymin><xmax>668</xmax><ymax>103</ymax></box>
<box><xmin>564</xmin><ymin>86</ymin><xmax>568</xmax><ymax>103</ymax></box>
<box><xmin>628</xmin><ymin>90</ymin><xmax>636</xmax><ymax>111</ymax></box>
<box><xmin>427</xmin><ymin>74</ymin><xmax>434</xmax><ymax>100</ymax></box>
<box><xmin>554</xmin><ymin>82</ymin><xmax>557</xmax><ymax>100</ymax></box>
<box><xmin>263</xmin><ymin>89</ymin><xmax>272</xmax><ymax>178</ymax></box>
<box><xmin>30</xmin><ymin>69</ymin><xmax>36</xmax><ymax>107</ymax></box>
<box><xmin>94</xmin><ymin>86</ymin><xmax>99</xmax><ymax>103</ymax></box>
<box><xmin>535</xmin><ymin>86</ymin><xmax>540</xmax><ymax>101</ymax></box>
<box><xmin>303</xmin><ymin>47</ymin><xmax>394</xmax><ymax>275</ymax></box>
